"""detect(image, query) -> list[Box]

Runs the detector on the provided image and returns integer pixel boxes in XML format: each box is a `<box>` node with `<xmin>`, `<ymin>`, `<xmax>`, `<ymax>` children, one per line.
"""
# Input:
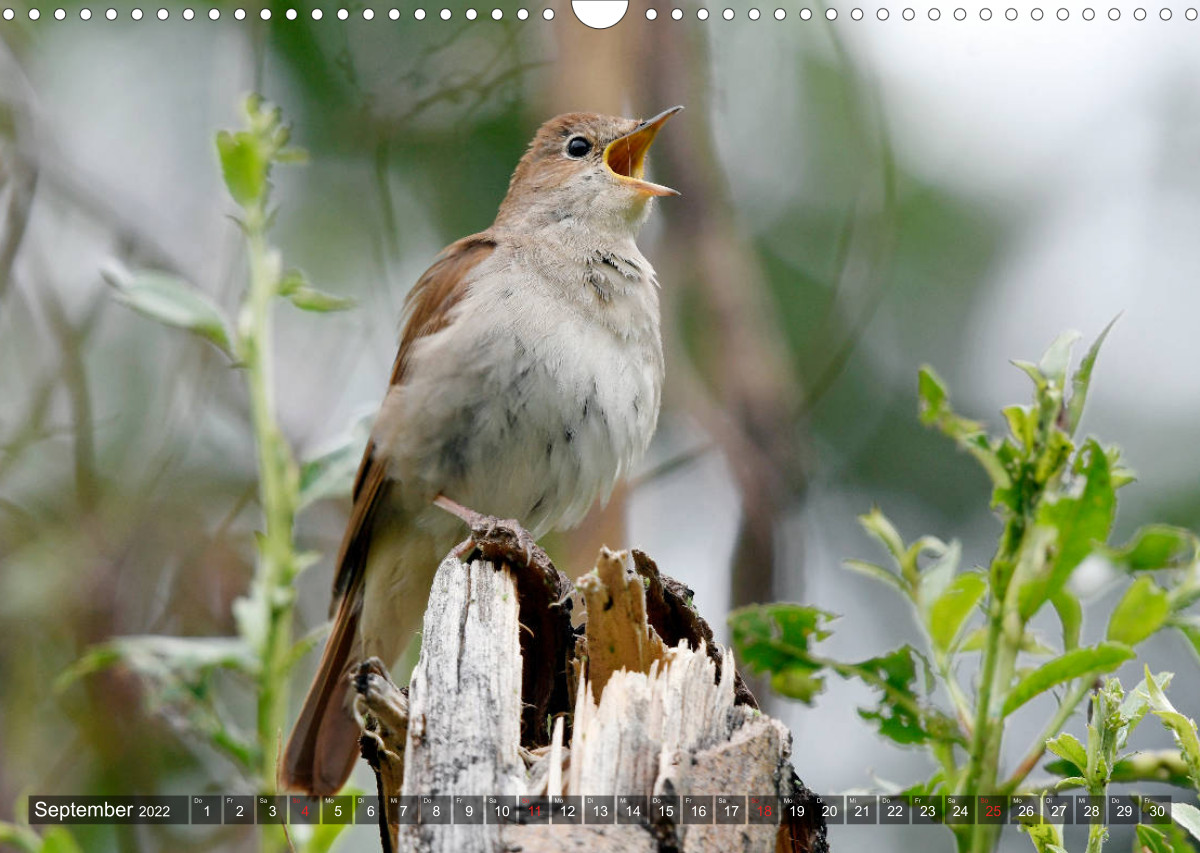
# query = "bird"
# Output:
<box><xmin>281</xmin><ymin>106</ymin><xmax>683</xmax><ymax>796</ymax></box>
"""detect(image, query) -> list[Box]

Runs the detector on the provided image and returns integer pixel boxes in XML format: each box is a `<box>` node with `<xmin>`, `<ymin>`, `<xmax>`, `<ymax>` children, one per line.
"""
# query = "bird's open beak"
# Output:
<box><xmin>603</xmin><ymin>105</ymin><xmax>684</xmax><ymax>197</ymax></box>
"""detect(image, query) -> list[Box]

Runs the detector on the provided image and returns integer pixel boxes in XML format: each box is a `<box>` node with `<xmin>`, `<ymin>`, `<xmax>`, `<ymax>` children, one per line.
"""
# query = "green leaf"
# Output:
<box><xmin>1011</xmin><ymin>359</ymin><xmax>1047</xmax><ymax>390</ymax></box>
<box><xmin>1045</xmin><ymin>732</ymin><xmax>1088</xmax><ymax>773</ymax></box>
<box><xmin>1019</xmin><ymin>440</ymin><xmax>1116</xmax><ymax>619</ymax></box>
<box><xmin>1066</xmin><ymin>316</ymin><xmax>1118</xmax><ymax>436</ymax></box>
<box><xmin>917</xmin><ymin>367</ymin><xmax>1011</xmax><ymax>490</ymax></box>
<box><xmin>1038</xmin><ymin>330</ymin><xmax>1082</xmax><ymax>385</ymax></box>
<box><xmin>858</xmin><ymin>507</ymin><xmax>907</xmax><ymax>566</ymax></box>
<box><xmin>1119</xmin><ymin>669</ymin><xmax>1173</xmax><ymax>738</ymax></box>
<box><xmin>1136</xmin><ymin>825</ymin><xmax>1176</xmax><ymax>853</ymax></box>
<box><xmin>928</xmin><ymin>571</ymin><xmax>985</xmax><ymax>654</ymax></box>
<box><xmin>1020</xmin><ymin>820</ymin><xmax>1066</xmax><ymax>853</ymax></box>
<box><xmin>1004</xmin><ymin>404</ymin><xmax>1037</xmax><ymax>449</ymax></box>
<box><xmin>279</xmin><ymin>270</ymin><xmax>354</xmax><ymax>312</ymax></box>
<box><xmin>846</xmin><ymin>646</ymin><xmax>963</xmax><ymax>746</ymax></box>
<box><xmin>58</xmin><ymin>635</ymin><xmax>255</xmax><ymax>692</ymax></box>
<box><xmin>916</xmin><ymin>540</ymin><xmax>962</xmax><ymax>615</ymax></box>
<box><xmin>1173</xmin><ymin>802</ymin><xmax>1200</xmax><ymax>843</ymax></box>
<box><xmin>1107</xmin><ymin>525</ymin><xmax>1197</xmax><ymax>572</ymax></box>
<box><xmin>1050</xmin><ymin>589</ymin><xmax>1082</xmax><ymax>652</ymax></box>
<box><xmin>1143</xmin><ymin>666</ymin><xmax>1200</xmax><ymax>792</ymax></box>
<box><xmin>0</xmin><ymin>822</ymin><xmax>44</xmax><ymax>853</ymax></box>
<box><xmin>843</xmin><ymin>559</ymin><xmax>907</xmax><ymax>596</ymax></box>
<box><xmin>217</xmin><ymin>129</ymin><xmax>269</xmax><ymax>208</ymax></box>
<box><xmin>287</xmin><ymin>285</ymin><xmax>354</xmax><ymax>313</ymax></box>
<box><xmin>729</xmin><ymin>604</ymin><xmax>835</xmax><ymax>706</ymax></box>
<box><xmin>298</xmin><ymin>411</ymin><xmax>373</xmax><ymax>510</ymax></box>
<box><xmin>103</xmin><ymin>270</ymin><xmax>233</xmax><ymax>355</ymax></box>
<box><xmin>1002</xmin><ymin>642</ymin><xmax>1135</xmax><ymax>717</ymax></box>
<box><xmin>39</xmin><ymin>828</ymin><xmax>85</xmax><ymax>853</ymax></box>
<box><xmin>1107</xmin><ymin>577</ymin><xmax>1171</xmax><ymax>646</ymax></box>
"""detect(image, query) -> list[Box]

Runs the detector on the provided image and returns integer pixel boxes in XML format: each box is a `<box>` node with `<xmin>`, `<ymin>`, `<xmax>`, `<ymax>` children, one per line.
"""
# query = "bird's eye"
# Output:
<box><xmin>565</xmin><ymin>136</ymin><xmax>592</xmax><ymax>158</ymax></box>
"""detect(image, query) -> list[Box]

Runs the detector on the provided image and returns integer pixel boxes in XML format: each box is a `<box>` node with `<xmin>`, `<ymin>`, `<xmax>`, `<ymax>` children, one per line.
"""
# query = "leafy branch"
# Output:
<box><xmin>732</xmin><ymin>324</ymin><xmax>1200</xmax><ymax>853</ymax></box>
<box><xmin>50</xmin><ymin>96</ymin><xmax>362</xmax><ymax>853</ymax></box>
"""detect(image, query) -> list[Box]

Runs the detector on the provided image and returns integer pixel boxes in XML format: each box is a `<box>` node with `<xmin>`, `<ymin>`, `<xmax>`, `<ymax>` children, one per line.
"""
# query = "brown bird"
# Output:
<box><xmin>282</xmin><ymin>107</ymin><xmax>682</xmax><ymax>795</ymax></box>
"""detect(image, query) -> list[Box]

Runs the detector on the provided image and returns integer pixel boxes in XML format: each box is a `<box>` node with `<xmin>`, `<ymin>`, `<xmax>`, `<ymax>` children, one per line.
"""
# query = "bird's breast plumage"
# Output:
<box><xmin>372</xmin><ymin>233</ymin><xmax>663</xmax><ymax>538</ymax></box>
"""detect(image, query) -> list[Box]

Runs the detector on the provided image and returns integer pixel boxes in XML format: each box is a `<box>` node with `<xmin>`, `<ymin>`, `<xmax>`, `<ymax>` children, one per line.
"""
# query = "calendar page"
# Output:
<box><xmin>1</xmin><ymin>4</ymin><xmax>1198</xmax><ymax>853</ymax></box>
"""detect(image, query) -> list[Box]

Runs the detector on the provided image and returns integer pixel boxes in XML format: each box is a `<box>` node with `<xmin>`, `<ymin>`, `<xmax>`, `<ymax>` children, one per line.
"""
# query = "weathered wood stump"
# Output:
<box><xmin>354</xmin><ymin>537</ymin><xmax>827</xmax><ymax>853</ymax></box>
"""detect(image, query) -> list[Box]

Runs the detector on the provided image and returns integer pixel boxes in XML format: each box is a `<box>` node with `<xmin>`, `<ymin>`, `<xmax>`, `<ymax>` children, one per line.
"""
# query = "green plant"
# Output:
<box><xmin>731</xmin><ymin>327</ymin><xmax>1200</xmax><ymax>853</ymax></box>
<box><xmin>4</xmin><ymin>96</ymin><xmax>361</xmax><ymax>853</ymax></box>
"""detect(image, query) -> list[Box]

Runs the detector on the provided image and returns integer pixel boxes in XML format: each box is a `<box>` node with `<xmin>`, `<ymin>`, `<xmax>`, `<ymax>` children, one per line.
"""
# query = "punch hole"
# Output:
<box><xmin>260</xmin><ymin>8</ymin><xmax>270</xmax><ymax>18</ymax></box>
<box><xmin>29</xmin><ymin>7</ymin><xmax>40</xmax><ymax>18</ymax></box>
<box><xmin>722</xmin><ymin>7</ymin><xmax>733</xmax><ymax>18</ymax></box>
<box><xmin>311</xmin><ymin>8</ymin><xmax>321</xmax><ymax>17</ymax></box>
<box><xmin>517</xmin><ymin>7</ymin><xmax>528</xmax><ymax>17</ymax></box>
<box><xmin>1082</xmin><ymin>6</ymin><xmax>1094</xmax><ymax>16</ymax></box>
<box><xmin>1133</xmin><ymin>6</ymin><xmax>1145</xmax><ymax>16</ymax></box>
<box><xmin>851</xmin><ymin>6</ymin><xmax>863</xmax><ymax>17</ymax></box>
<box><xmin>1056</xmin><ymin>6</ymin><xmax>1067</xmax><ymax>16</ymax></box>
<box><xmin>414</xmin><ymin>7</ymin><xmax>425</xmax><ymax>18</ymax></box>
<box><xmin>284</xmin><ymin>7</ymin><xmax>295</xmax><ymax>17</ymax></box>
<box><xmin>800</xmin><ymin>7</ymin><xmax>811</xmax><ymax>18</ymax></box>
<box><xmin>1005</xmin><ymin>6</ymin><xmax>1016</xmax><ymax>17</ymax></box>
<box><xmin>80</xmin><ymin>7</ymin><xmax>91</xmax><ymax>17</ymax></box>
<box><xmin>1187</xmin><ymin>6</ymin><xmax>1197</xmax><ymax>16</ymax></box>
<box><xmin>1030</xmin><ymin>6</ymin><xmax>1042</xmax><ymax>16</ymax></box>
<box><xmin>440</xmin><ymin>8</ymin><xmax>450</xmax><ymax>18</ymax></box>
<box><xmin>233</xmin><ymin>7</ymin><xmax>244</xmax><ymax>18</ymax></box>
<box><xmin>928</xmin><ymin>7</ymin><xmax>940</xmax><ymax>18</ymax></box>
<box><xmin>645</xmin><ymin>7</ymin><xmax>657</xmax><ymax>16</ymax></box>
<box><xmin>543</xmin><ymin>8</ymin><xmax>553</xmax><ymax>18</ymax></box>
<box><xmin>105</xmin><ymin>7</ymin><xmax>116</xmax><ymax>17</ymax></box>
<box><xmin>338</xmin><ymin>7</ymin><xmax>349</xmax><ymax>18</ymax></box>
<box><xmin>748</xmin><ymin>7</ymin><xmax>760</xmax><ymax>17</ymax></box>
<box><xmin>158</xmin><ymin>6</ymin><xmax>169</xmax><ymax>17</ymax></box>
<box><xmin>390</xmin><ymin>8</ymin><xmax>400</xmax><ymax>18</ymax></box>
<box><xmin>954</xmin><ymin>6</ymin><xmax>965</xmax><ymax>17</ymax></box>
<box><xmin>877</xmin><ymin>6</ymin><xmax>888</xmax><ymax>17</ymax></box>
<box><xmin>673</xmin><ymin>8</ymin><xmax>684</xmax><ymax>18</ymax></box>
<box><xmin>980</xmin><ymin>6</ymin><xmax>991</xmax><ymax>17</ymax></box>
<box><xmin>1107</xmin><ymin>7</ymin><xmax>1118</xmax><ymax>17</ymax></box>
<box><xmin>902</xmin><ymin>6</ymin><xmax>914</xmax><ymax>18</ymax></box>
<box><xmin>697</xmin><ymin>7</ymin><xmax>708</xmax><ymax>18</ymax></box>
<box><xmin>466</xmin><ymin>7</ymin><xmax>476</xmax><ymax>18</ymax></box>
<box><xmin>54</xmin><ymin>6</ymin><xmax>65</xmax><ymax>17</ymax></box>
<box><xmin>208</xmin><ymin>7</ymin><xmax>218</xmax><ymax>18</ymax></box>
<box><xmin>1159</xmin><ymin>7</ymin><xmax>1170</xmax><ymax>17</ymax></box>
<box><xmin>363</xmin><ymin>8</ymin><xmax>374</xmax><ymax>18</ymax></box>
<box><xmin>825</xmin><ymin>7</ymin><xmax>836</xmax><ymax>17</ymax></box>
<box><xmin>2</xmin><ymin>8</ymin><xmax>13</xmax><ymax>18</ymax></box>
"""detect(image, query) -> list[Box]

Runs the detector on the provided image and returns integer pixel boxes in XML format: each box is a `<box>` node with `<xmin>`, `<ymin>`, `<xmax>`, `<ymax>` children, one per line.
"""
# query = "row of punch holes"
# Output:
<box><xmin>1</xmin><ymin>5</ymin><xmax>1196</xmax><ymax>19</ymax></box>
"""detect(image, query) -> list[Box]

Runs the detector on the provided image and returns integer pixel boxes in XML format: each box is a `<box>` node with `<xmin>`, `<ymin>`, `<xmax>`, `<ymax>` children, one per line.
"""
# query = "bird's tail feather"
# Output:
<box><xmin>280</xmin><ymin>594</ymin><xmax>362</xmax><ymax>796</ymax></box>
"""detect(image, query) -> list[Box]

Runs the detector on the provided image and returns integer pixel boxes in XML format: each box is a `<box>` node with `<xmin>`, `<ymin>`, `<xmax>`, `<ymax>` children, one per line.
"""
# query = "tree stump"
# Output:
<box><xmin>354</xmin><ymin>538</ymin><xmax>827</xmax><ymax>853</ymax></box>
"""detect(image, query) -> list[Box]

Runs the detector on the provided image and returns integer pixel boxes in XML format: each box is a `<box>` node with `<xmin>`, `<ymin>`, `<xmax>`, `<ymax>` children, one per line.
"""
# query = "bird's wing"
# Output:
<box><xmin>330</xmin><ymin>232</ymin><xmax>498</xmax><ymax>606</ymax></box>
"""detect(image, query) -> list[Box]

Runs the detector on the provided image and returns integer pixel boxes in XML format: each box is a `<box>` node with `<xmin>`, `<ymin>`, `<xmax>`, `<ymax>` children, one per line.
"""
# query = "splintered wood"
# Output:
<box><xmin>354</xmin><ymin>543</ymin><xmax>827</xmax><ymax>853</ymax></box>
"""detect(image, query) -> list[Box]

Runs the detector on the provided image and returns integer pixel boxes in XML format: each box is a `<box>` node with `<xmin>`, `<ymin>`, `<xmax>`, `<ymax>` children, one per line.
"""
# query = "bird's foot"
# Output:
<box><xmin>433</xmin><ymin>494</ymin><xmax>553</xmax><ymax>576</ymax></box>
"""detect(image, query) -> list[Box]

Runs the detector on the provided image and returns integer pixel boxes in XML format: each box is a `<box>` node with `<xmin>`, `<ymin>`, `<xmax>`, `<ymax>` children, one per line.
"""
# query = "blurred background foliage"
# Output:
<box><xmin>1</xmin><ymin>4</ymin><xmax>1198</xmax><ymax>851</ymax></box>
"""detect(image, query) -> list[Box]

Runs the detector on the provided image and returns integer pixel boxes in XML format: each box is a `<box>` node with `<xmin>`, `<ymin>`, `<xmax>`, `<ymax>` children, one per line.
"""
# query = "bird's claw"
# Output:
<box><xmin>433</xmin><ymin>494</ymin><xmax>552</xmax><ymax>575</ymax></box>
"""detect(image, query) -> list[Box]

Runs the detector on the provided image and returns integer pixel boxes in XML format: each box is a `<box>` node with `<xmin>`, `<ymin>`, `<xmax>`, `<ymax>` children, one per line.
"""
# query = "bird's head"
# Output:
<box><xmin>496</xmin><ymin>107</ymin><xmax>683</xmax><ymax>238</ymax></box>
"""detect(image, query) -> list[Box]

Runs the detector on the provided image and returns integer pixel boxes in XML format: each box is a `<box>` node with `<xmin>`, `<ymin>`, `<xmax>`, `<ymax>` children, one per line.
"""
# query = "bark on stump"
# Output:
<box><xmin>354</xmin><ymin>541</ymin><xmax>827</xmax><ymax>853</ymax></box>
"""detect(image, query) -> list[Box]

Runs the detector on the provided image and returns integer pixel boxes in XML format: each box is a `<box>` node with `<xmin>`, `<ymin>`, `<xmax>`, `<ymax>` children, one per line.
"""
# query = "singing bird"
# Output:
<box><xmin>282</xmin><ymin>107</ymin><xmax>683</xmax><ymax>795</ymax></box>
